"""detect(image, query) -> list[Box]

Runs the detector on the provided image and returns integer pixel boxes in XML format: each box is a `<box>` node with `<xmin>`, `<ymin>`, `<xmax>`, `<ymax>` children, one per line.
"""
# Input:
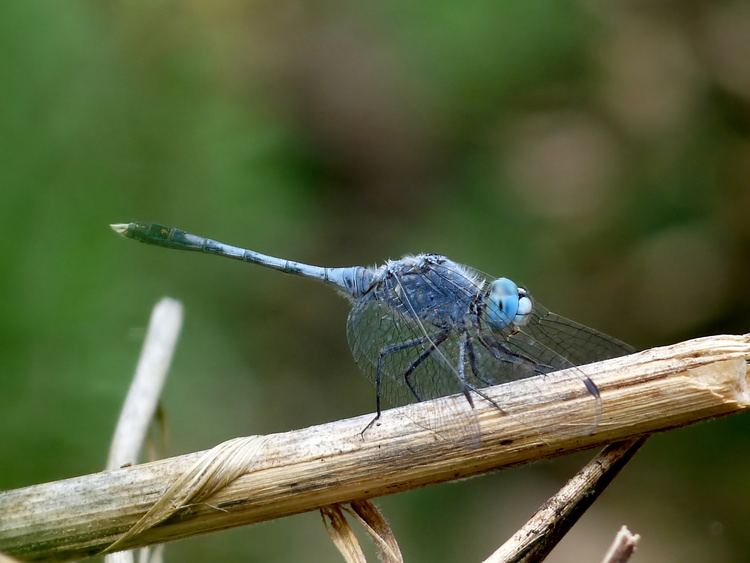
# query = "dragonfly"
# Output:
<box><xmin>112</xmin><ymin>222</ymin><xmax>634</xmax><ymax>439</ymax></box>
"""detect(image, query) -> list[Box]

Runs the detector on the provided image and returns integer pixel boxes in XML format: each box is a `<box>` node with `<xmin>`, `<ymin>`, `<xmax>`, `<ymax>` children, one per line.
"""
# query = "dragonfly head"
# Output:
<box><xmin>486</xmin><ymin>277</ymin><xmax>532</xmax><ymax>330</ymax></box>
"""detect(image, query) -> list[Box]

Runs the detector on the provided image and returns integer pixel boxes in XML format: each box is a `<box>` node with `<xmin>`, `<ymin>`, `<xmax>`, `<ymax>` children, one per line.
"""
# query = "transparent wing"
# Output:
<box><xmin>517</xmin><ymin>302</ymin><xmax>636</xmax><ymax>366</ymax></box>
<box><xmin>476</xmin><ymin>299</ymin><xmax>635</xmax><ymax>434</ymax></box>
<box><xmin>347</xmin><ymin>297</ymin><xmax>465</xmax><ymax>408</ymax></box>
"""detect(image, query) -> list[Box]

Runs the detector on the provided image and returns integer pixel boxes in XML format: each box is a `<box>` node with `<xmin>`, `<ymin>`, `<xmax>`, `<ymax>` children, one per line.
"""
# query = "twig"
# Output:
<box><xmin>601</xmin><ymin>525</ymin><xmax>640</xmax><ymax>563</ymax></box>
<box><xmin>105</xmin><ymin>298</ymin><xmax>183</xmax><ymax>563</ymax></box>
<box><xmin>321</xmin><ymin>500</ymin><xmax>404</xmax><ymax>563</ymax></box>
<box><xmin>321</xmin><ymin>504</ymin><xmax>367</xmax><ymax>563</ymax></box>
<box><xmin>107</xmin><ymin>298</ymin><xmax>183</xmax><ymax>470</ymax></box>
<box><xmin>0</xmin><ymin>334</ymin><xmax>748</xmax><ymax>561</ymax></box>
<box><xmin>482</xmin><ymin>438</ymin><xmax>645</xmax><ymax>563</ymax></box>
<box><xmin>343</xmin><ymin>500</ymin><xmax>403</xmax><ymax>563</ymax></box>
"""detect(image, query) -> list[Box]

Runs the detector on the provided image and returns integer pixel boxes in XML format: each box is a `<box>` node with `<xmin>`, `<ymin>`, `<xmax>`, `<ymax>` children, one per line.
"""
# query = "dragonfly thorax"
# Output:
<box><xmin>371</xmin><ymin>254</ymin><xmax>481</xmax><ymax>330</ymax></box>
<box><xmin>484</xmin><ymin>277</ymin><xmax>532</xmax><ymax>330</ymax></box>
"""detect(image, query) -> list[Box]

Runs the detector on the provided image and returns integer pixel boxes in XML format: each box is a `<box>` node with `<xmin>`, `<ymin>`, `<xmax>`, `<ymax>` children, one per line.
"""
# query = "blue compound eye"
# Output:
<box><xmin>486</xmin><ymin>278</ymin><xmax>519</xmax><ymax>329</ymax></box>
<box><xmin>486</xmin><ymin>278</ymin><xmax>533</xmax><ymax>330</ymax></box>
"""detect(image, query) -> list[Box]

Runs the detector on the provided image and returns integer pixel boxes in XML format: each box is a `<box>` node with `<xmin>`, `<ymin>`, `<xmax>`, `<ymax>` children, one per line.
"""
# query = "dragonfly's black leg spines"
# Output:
<box><xmin>373</xmin><ymin>335</ymin><xmax>430</xmax><ymax>409</ymax></box>
<box><xmin>465</xmin><ymin>337</ymin><xmax>494</xmax><ymax>387</ymax></box>
<box><xmin>478</xmin><ymin>335</ymin><xmax>558</xmax><ymax>378</ymax></box>
<box><xmin>461</xmin><ymin>339</ymin><xmax>501</xmax><ymax>411</ymax></box>
<box><xmin>362</xmin><ymin>335</ymin><xmax>430</xmax><ymax>437</ymax></box>
<box><xmin>467</xmin><ymin>383</ymin><xmax>504</xmax><ymax>412</ymax></box>
<box><xmin>361</xmin><ymin>355</ymin><xmax>385</xmax><ymax>437</ymax></box>
<box><xmin>402</xmin><ymin>331</ymin><xmax>450</xmax><ymax>402</ymax></box>
<box><xmin>361</xmin><ymin>412</ymin><xmax>381</xmax><ymax>438</ymax></box>
<box><xmin>404</xmin><ymin>368</ymin><xmax>424</xmax><ymax>402</ymax></box>
<box><xmin>456</xmin><ymin>334</ymin><xmax>476</xmax><ymax>408</ymax></box>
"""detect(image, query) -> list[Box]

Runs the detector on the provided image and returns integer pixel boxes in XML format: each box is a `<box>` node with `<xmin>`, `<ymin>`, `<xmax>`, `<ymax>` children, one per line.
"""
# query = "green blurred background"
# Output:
<box><xmin>2</xmin><ymin>1</ymin><xmax>749</xmax><ymax>561</ymax></box>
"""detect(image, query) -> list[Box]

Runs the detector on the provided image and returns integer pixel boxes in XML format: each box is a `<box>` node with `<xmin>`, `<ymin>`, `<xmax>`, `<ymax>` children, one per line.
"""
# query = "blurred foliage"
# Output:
<box><xmin>1</xmin><ymin>1</ymin><xmax>749</xmax><ymax>561</ymax></box>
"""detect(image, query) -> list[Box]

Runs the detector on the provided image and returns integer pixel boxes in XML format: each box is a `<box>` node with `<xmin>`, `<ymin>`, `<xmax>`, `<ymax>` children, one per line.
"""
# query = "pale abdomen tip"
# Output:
<box><xmin>110</xmin><ymin>223</ymin><xmax>130</xmax><ymax>236</ymax></box>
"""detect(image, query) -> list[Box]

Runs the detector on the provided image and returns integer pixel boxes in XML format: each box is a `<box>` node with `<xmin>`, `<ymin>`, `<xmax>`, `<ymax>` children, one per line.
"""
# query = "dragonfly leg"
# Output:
<box><xmin>362</xmin><ymin>334</ymin><xmax>436</xmax><ymax>437</ymax></box>
<box><xmin>402</xmin><ymin>330</ymin><xmax>450</xmax><ymax>402</ymax></box>
<box><xmin>476</xmin><ymin>336</ymin><xmax>551</xmax><ymax>376</ymax></box>
<box><xmin>465</xmin><ymin>336</ymin><xmax>494</xmax><ymax>386</ymax></box>
<box><xmin>459</xmin><ymin>334</ymin><xmax>504</xmax><ymax>412</ymax></box>
<box><xmin>456</xmin><ymin>333</ymin><xmax>474</xmax><ymax>408</ymax></box>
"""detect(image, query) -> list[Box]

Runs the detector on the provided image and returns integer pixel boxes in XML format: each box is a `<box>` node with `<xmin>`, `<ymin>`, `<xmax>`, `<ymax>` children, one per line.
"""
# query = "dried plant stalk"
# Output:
<box><xmin>0</xmin><ymin>335</ymin><xmax>748</xmax><ymax>562</ymax></box>
<box><xmin>482</xmin><ymin>438</ymin><xmax>645</xmax><ymax>563</ymax></box>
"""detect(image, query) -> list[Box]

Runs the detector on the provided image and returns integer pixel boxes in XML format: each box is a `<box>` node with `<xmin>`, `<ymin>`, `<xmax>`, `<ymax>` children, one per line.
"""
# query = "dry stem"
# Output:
<box><xmin>1</xmin><ymin>334</ymin><xmax>748</xmax><ymax>561</ymax></box>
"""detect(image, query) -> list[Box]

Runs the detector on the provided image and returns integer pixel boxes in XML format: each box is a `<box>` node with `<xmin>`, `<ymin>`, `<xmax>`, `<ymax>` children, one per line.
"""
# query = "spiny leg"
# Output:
<box><xmin>465</xmin><ymin>336</ymin><xmax>494</xmax><ymax>386</ymax></box>
<box><xmin>476</xmin><ymin>335</ymin><xmax>553</xmax><ymax>376</ymax></box>
<box><xmin>456</xmin><ymin>332</ymin><xmax>474</xmax><ymax>408</ymax></box>
<box><xmin>361</xmin><ymin>334</ymin><xmax>430</xmax><ymax>436</ymax></box>
<box><xmin>458</xmin><ymin>333</ymin><xmax>503</xmax><ymax>412</ymax></box>
<box><xmin>402</xmin><ymin>330</ymin><xmax>450</xmax><ymax>402</ymax></box>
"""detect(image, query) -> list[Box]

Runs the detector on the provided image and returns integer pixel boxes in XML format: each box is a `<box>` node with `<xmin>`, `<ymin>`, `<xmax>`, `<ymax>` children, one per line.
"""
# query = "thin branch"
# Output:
<box><xmin>107</xmin><ymin>297</ymin><xmax>183</xmax><ymax>470</ymax></box>
<box><xmin>1</xmin><ymin>335</ymin><xmax>748</xmax><ymax>562</ymax></box>
<box><xmin>344</xmin><ymin>500</ymin><xmax>403</xmax><ymax>563</ymax></box>
<box><xmin>321</xmin><ymin>500</ymin><xmax>404</xmax><ymax>563</ymax></box>
<box><xmin>482</xmin><ymin>438</ymin><xmax>645</xmax><ymax>563</ymax></box>
<box><xmin>321</xmin><ymin>505</ymin><xmax>367</xmax><ymax>563</ymax></box>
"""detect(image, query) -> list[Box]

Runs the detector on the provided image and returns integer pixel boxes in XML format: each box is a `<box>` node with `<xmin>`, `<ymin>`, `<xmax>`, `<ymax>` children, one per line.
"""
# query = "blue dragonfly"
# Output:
<box><xmin>112</xmin><ymin>222</ymin><xmax>634</xmax><ymax>437</ymax></box>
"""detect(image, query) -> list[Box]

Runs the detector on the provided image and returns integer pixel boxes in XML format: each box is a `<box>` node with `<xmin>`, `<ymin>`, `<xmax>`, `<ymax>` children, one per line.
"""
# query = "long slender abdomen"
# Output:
<box><xmin>111</xmin><ymin>222</ymin><xmax>375</xmax><ymax>299</ymax></box>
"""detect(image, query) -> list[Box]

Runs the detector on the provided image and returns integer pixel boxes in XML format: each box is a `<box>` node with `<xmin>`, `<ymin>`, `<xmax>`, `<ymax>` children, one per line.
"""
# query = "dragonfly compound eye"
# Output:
<box><xmin>486</xmin><ymin>277</ymin><xmax>522</xmax><ymax>330</ymax></box>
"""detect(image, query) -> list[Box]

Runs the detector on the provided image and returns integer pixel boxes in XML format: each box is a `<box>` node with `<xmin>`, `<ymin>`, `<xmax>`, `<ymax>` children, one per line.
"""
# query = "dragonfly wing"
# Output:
<box><xmin>518</xmin><ymin>302</ymin><xmax>635</xmax><ymax>365</ymax></box>
<box><xmin>347</xmin><ymin>297</ymin><xmax>465</xmax><ymax>409</ymax></box>
<box><xmin>457</xmin><ymin>297</ymin><xmax>635</xmax><ymax>436</ymax></box>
